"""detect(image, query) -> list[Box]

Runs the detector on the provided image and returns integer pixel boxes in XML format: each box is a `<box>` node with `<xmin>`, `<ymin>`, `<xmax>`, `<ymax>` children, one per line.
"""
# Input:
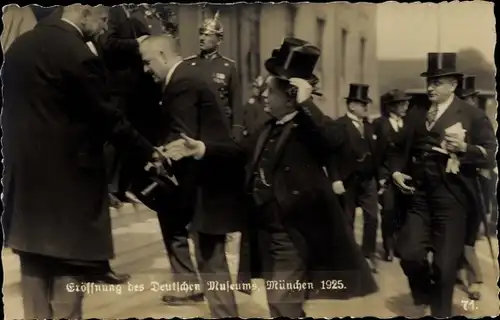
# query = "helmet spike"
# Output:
<box><xmin>214</xmin><ymin>10</ymin><xmax>220</xmax><ymax>21</ymax></box>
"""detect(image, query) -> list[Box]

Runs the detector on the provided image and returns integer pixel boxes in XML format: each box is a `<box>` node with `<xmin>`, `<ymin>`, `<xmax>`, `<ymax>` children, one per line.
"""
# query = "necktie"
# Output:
<box><xmin>426</xmin><ymin>104</ymin><xmax>438</xmax><ymax>129</ymax></box>
<box><xmin>356</xmin><ymin>120</ymin><xmax>365</xmax><ymax>137</ymax></box>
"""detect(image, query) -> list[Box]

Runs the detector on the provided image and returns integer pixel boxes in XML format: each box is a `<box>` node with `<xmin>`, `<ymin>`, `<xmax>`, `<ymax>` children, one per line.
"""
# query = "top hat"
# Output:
<box><xmin>264</xmin><ymin>37</ymin><xmax>321</xmax><ymax>86</ymax></box>
<box><xmin>457</xmin><ymin>75</ymin><xmax>479</xmax><ymax>98</ymax></box>
<box><xmin>345</xmin><ymin>83</ymin><xmax>372</xmax><ymax>104</ymax></box>
<box><xmin>199</xmin><ymin>11</ymin><xmax>223</xmax><ymax>36</ymax></box>
<box><xmin>420</xmin><ymin>52</ymin><xmax>463</xmax><ymax>78</ymax></box>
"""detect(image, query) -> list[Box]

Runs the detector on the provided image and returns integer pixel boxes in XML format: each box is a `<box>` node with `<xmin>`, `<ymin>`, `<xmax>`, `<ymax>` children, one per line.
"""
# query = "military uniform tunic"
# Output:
<box><xmin>184</xmin><ymin>52</ymin><xmax>243</xmax><ymax>136</ymax></box>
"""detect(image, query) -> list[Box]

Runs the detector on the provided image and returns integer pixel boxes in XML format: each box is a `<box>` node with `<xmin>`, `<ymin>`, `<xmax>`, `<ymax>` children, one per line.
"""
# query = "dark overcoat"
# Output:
<box><xmin>387</xmin><ymin>97</ymin><xmax>497</xmax><ymax>252</ymax></box>
<box><xmin>1</xmin><ymin>20</ymin><xmax>154</xmax><ymax>261</ymax></box>
<box><xmin>237</xmin><ymin>101</ymin><xmax>379</xmax><ymax>300</ymax></box>
<box><xmin>130</xmin><ymin>61</ymin><xmax>249</xmax><ymax>235</ymax></box>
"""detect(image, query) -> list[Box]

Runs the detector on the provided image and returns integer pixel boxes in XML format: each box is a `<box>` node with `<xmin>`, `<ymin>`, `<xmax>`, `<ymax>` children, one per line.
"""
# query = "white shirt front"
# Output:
<box><xmin>276</xmin><ymin>111</ymin><xmax>298</xmax><ymax>125</ymax></box>
<box><xmin>164</xmin><ymin>59</ymin><xmax>184</xmax><ymax>89</ymax></box>
<box><xmin>388</xmin><ymin>114</ymin><xmax>403</xmax><ymax>132</ymax></box>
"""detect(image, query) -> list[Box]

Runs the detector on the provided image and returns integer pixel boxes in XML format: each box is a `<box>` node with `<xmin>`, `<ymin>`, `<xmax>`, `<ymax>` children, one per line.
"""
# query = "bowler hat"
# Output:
<box><xmin>380</xmin><ymin>89</ymin><xmax>411</xmax><ymax>116</ymax></box>
<box><xmin>457</xmin><ymin>75</ymin><xmax>479</xmax><ymax>98</ymax></box>
<box><xmin>420</xmin><ymin>52</ymin><xmax>463</xmax><ymax>78</ymax></box>
<box><xmin>345</xmin><ymin>83</ymin><xmax>372</xmax><ymax>104</ymax></box>
<box><xmin>264</xmin><ymin>37</ymin><xmax>320</xmax><ymax>85</ymax></box>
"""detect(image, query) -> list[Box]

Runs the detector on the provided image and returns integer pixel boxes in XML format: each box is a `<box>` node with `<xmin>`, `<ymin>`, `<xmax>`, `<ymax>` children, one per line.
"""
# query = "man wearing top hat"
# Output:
<box><xmin>373</xmin><ymin>89</ymin><xmax>412</xmax><ymax>262</ymax></box>
<box><xmin>164</xmin><ymin>37</ymin><xmax>379</xmax><ymax>318</ymax></box>
<box><xmin>455</xmin><ymin>74</ymin><xmax>493</xmax><ymax>301</ymax></box>
<box><xmin>388</xmin><ymin>53</ymin><xmax>496</xmax><ymax>317</ymax></box>
<box><xmin>184</xmin><ymin>11</ymin><xmax>244</xmax><ymax>141</ymax></box>
<box><xmin>327</xmin><ymin>83</ymin><xmax>380</xmax><ymax>272</ymax></box>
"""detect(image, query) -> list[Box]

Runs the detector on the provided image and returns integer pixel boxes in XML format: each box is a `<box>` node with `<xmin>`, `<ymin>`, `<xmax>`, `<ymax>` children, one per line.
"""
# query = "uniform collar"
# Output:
<box><xmin>200</xmin><ymin>50</ymin><xmax>220</xmax><ymax>60</ymax></box>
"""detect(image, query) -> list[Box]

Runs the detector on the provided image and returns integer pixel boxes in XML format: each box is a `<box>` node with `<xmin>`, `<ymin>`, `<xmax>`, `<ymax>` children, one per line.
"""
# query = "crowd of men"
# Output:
<box><xmin>1</xmin><ymin>4</ymin><xmax>497</xmax><ymax>320</ymax></box>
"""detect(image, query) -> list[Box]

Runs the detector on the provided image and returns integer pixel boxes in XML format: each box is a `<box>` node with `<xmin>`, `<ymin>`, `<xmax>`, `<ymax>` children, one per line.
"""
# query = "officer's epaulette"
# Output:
<box><xmin>220</xmin><ymin>55</ymin><xmax>236</xmax><ymax>64</ymax></box>
<box><xmin>183</xmin><ymin>55</ymin><xmax>197</xmax><ymax>61</ymax></box>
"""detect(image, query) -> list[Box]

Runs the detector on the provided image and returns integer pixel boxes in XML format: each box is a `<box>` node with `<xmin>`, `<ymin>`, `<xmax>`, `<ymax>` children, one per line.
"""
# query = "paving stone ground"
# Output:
<box><xmin>3</xmin><ymin>205</ymin><xmax>499</xmax><ymax>318</ymax></box>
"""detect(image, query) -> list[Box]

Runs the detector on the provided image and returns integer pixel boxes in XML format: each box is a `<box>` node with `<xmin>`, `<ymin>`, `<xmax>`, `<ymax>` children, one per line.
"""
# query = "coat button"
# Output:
<box><xmin>284</xmin><ymin>166</ymin><xmax>290</xmax><ymax>172</ymax></box>
<box><xmin>292</xmin><ymin>190</ymin><xmax>300</xmax><ymax>195</ymax></box>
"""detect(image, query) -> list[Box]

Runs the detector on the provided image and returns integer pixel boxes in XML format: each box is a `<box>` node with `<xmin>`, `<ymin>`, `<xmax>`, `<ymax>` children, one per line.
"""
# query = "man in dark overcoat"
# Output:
<box><xmin>327</xmin><ymin>83</ymin><xmax>380</xmax><ymax>272</ymax></box>
<box><xmin>389</xmin><ymin>53</ymin><xmax>496</xmax><ymax>317</ymax></box>
<box><xmin>164</xmin><ymin>37</ymin><xmax>379</xmax><ymax>318</ymax></box>
<box><xmin>138</xmin><ymin>34</ymin><xmax>249</xmax><ymax>317</ymax></box>
<box><xmin>1</xmin><ymin>5</ymin><xmax>159</xmax><ymax>319</ymax></box>
<box><xmin>373</xmin><ymin>89</ymin><xmax>411</xmax><ymax>261</ymax></box>
<box><xmin>97</xmin><ymin>4</ymin><xmax>164</xmax><ymax>203</ymax></box>
<box><xmin>455</xmin><ymin>74</ymin><xmax>493</xmax><ymax>301</ymax></box>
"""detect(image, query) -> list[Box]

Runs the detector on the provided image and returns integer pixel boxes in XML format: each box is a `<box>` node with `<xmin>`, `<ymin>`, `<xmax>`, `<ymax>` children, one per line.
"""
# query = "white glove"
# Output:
<box><xmin>332</xmin><ymin>180</ymin><xmax>346</xmax><ymax>195</ymax></box>
<box><xmin>289</xmin><ymin>77</ymin><xmax>313</xmax><ymax>104</ymax></box>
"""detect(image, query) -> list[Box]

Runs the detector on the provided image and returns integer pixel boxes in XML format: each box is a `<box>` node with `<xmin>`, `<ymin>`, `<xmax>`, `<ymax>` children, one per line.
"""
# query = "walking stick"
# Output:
<box><xmin>475</xmin><ymin>177</ymin><xmax>498</xmax><ymax>274</ymax></box>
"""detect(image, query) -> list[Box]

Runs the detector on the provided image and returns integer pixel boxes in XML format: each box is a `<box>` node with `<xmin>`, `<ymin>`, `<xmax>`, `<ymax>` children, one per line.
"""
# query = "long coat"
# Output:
<box><xmin>237</xmin><ymin>101</ymin><xmax>379</xmax><ymax>300</ymax></box>
<box><xmin>1</xmin><ymin>20</ymin><xmax>154</xmax><ymax>261</ymax></box>
<box><xmin>387</xmin><ymin>97</ymin><xmax>497</xmax><ymax>251</ymax></box>
<box><xmin>130</xmin><ymin>60</ymin><xmax>249</xmax><ymax>235</ymax></box>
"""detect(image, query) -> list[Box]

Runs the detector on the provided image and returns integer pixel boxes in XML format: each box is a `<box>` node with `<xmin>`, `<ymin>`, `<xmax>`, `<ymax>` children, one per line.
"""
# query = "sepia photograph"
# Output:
<box><xmin>0</xmin><ymin>1</ymin><xmax>497</xmax><ymax>319</ymax></box>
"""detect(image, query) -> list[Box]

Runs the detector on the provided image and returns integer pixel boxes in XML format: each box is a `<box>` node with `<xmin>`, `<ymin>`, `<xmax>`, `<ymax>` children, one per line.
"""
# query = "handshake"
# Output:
<box><xmin>152</xmin><ymin>133</ymin><xmax>206</xmax><ymax>162</ymax></box>
<box><xmin>142</xmin><ymin>134</ymin><xmax>205</xmax><ymax>196</ymax></box>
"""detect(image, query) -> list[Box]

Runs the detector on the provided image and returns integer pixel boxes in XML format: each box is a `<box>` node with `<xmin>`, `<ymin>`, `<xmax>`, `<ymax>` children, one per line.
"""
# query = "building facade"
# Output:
<box><xmin>169</xmin><ymin>3</ymin><xmax>379</xmax><ymax>119</ymax></box>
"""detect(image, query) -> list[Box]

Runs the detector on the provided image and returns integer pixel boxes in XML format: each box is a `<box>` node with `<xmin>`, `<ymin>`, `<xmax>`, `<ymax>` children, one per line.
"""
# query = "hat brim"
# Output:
<box><xmin>264</xmin><ymin>58</ymin><xmax>322</xmax><ymax>96</ymax></box>
<box><xmin>345</xmin><ymin>97</ymin><xmax>372</xmax><ymax>104</ymax></box>
<box><xmin>459</xmin><ymin>90</ymin><xmax>480</xmax><ymax>98</ymax></box>
<box><xmin>420</xmin><ymin>71</ymin><xmax>463</xmax><ymax>78</ymax></box>
<box><xmin>384</xmin><ymin>96</ymin><xmax>412</xmax><ymax>105</ymax></box>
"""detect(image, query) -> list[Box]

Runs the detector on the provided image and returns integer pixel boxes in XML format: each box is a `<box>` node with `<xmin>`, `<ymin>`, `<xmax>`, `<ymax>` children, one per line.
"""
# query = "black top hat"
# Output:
<box><xmin>457</xmin><ymin>75</ymin><xmax>479</xmax><ymax>98</ymax></box>
<box><xmin>420</xmin><ymin>52</ymin><xmax>463</xmax><ymax>78</ymax></box>
<box><xmin>264</xmin><ymin>37</ymin><xmax>320</xmax><ymax>85</ymax></box>
<box><xmin>380</xmin><ymin>89</ymin><xmax>411</xmax><ymax>116</ymax></box>
<box><xmin>345</xmin><ymin>83</ymin><xmax>372</xmax><ymax>104</ymax></box>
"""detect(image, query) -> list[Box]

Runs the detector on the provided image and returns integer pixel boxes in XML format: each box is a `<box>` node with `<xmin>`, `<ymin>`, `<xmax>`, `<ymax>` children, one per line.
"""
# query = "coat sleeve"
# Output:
<box><xmin>99</xmin><ymin>6</ymin><xmax>144</xmax><ymax>54</ymax></box>
<box><xmin>166</xmin><ymin>79</ymin><xmax>246</xmax><ymax>162</ymax></box>
<box><xmin>375</xmin><ymin>119</ymin><xmax>391</xmax><ymax>181</ymax></box>
<box><xmin>294</xmin><ymin>99</ymin><xmax>345</xmax><ymax>153</ymax></box>
<box><xmin>70</xmin><ymin>56</ymin><xmax>155</xmax><ymax>163</ymax></box>
<box><xmin>460</xmin><ymin>109</ymin><xmax>497</xmax><ymax>168</ymax></box>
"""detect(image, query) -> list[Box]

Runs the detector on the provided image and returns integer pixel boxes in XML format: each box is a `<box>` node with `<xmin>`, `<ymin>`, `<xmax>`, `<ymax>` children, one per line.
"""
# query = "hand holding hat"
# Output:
<box><xmin>289</xmin><ymin>78</ymin><xmax>313</xmax><ymax>104</ymax></box>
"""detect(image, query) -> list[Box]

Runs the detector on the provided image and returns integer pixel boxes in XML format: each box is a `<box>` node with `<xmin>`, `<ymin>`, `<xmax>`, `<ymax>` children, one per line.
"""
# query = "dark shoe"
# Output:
<box><xmin>161</xmin><ymin>292</ymin><xmax>205</xmax><ymax>305</ymax></box>
<box><xmin>365</xmin><ymin>256</ymin><xmax>378</xmax><ymax>273</ymax></box>
<box><xmin>384</xmin><ymin>250</ymin><xmax>394</xmax><ymax>262</ymax></box>
<box><xmin>89</xmin><ymin>271</ymin><xmax>131</xmax><ymax>285</ymax></box>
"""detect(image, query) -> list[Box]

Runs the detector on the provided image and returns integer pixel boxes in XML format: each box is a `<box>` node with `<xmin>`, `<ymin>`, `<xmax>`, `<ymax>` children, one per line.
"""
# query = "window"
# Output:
<box><xmin>360</xmin><ymin>37</ymin><xmax>366</xmax><ymax>82</ymax></box>
<box><xmin>285</xmin><ymin>5</ymin><xmax>297</xmax><ymax>37</ymax></box>
<box><xmin>246</xmin><ymin>6</ymin><xmax>261</xmax><ymax>82</ymax></box>
<box><xmin>315</xmin><ymin>18</ymin><xmax>326</xmax><ymax>89</ymax></box>
<box><xmin>340</xmin><ymin>28</ymin><xmax>348</xmax><ymax>79</ymax></box>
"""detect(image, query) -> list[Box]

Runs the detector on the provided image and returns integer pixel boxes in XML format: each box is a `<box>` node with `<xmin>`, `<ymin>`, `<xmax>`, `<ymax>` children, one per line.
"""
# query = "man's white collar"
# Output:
<box><xmin>61</xmin><ymin>18</ymin><xmax>84</xmax><ymax>37</ymax></box>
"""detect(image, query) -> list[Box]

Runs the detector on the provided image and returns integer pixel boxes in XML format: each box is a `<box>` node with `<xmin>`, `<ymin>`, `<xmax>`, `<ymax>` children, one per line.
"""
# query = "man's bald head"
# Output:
<box><xmin>139</xmin><ymin>34</ymin><xmax>182</xmax><ymax>84</ymax></box>
<box><xmin>62</xmin><ymin>4</ymin><xmax>109</xmax><ymax>37</ymax></box>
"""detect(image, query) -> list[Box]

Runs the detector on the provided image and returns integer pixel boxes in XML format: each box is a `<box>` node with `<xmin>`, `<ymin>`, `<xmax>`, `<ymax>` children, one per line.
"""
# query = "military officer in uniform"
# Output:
<box><xmin>328</xmin><ymin>84</ymin><xmax>380</xmax><ymax>273</ymax></box>
<box><xmin>183</xmin><ymin>11</ymin><xmax>244</xmax><ymax>141</ymax></box>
